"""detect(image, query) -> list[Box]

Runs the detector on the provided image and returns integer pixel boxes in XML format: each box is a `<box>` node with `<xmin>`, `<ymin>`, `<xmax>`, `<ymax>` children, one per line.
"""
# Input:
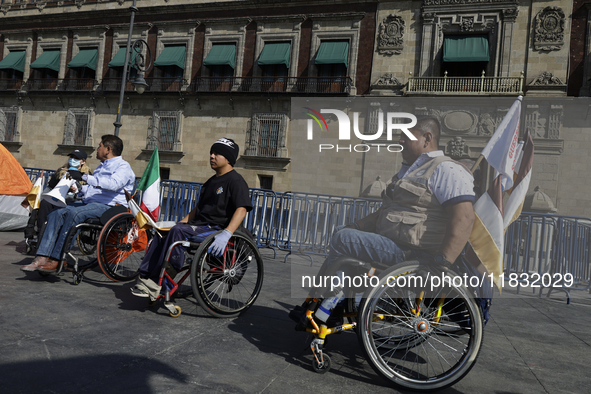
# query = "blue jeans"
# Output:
<box><xmin>36</xmin><ymin>202</ymin><xmax>111</xmax><ymax>260</ymax></box>
<box><xmin>324</xmin><ymin>228</ymin><xmax>406</xmax><ymax>271</ymax></box>
<box><xmin>139</xmin><ymin>223</ymin><xmax>220</xmax><ymax>281</ymax></box>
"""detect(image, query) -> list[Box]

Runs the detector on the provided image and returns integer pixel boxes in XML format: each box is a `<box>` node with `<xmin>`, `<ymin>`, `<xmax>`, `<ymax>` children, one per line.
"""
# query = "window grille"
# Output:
<box><xmin>148</xmin><ymin>110</ymin><xmax>182</xmax><ymax>151</ymax></box>
<box><xmin>246</xmin><ymin>113</ymin><xmax>287</xmax><ymax>157</ymax></box>
<box><xmin>63</xmin><ymin>109</ymin><xmax>93</xmax><ymax>146</ymax></box>
<box><xmin>0</xmin><ymin>108</ymin><xmax>19</xmax><ymax>142</ymax></box>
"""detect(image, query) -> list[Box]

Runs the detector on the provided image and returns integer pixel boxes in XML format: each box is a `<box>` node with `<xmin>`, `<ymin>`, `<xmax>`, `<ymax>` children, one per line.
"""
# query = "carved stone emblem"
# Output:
<box><xmin>533</xmin><ymin>7</ymin><xmax>565</xmax><ymax>51</ymax></box>
<box><xmin>445</xmin><ymin>137</ymin><xmax>469</xmax><ymax>159</ymax></box>
<box><xmin>460</xmin><ymin>17</ymin><xmax>474</xmax><ymax>32</ymax></box>
<box><xmin>374</xmin><ymin>73</ymin><xmax>401</xmax><ymax>86</ymax></box>
<box><xmin>529</xmin><ymin>72</ymin><xmax>565</xmax><ymax>86</ymax></box>
<box><xmin>377</xmin><ymin>14</ymin><xmax>405</xmax><ymax>55</ymax></box>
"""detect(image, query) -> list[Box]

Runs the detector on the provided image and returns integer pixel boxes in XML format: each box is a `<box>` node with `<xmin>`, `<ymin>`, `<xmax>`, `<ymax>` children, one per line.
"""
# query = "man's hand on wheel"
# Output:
<box><xmin>208</xmin><ymin>230</ymin><xmax>233</xmax><ymax>257</ymax></box>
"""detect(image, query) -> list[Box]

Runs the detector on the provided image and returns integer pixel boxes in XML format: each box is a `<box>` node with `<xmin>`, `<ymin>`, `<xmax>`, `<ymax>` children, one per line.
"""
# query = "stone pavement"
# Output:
<box><xmin>0</xmin><ymin>230</ymin><xmax>589</xmax><ymax>394</ymax></box>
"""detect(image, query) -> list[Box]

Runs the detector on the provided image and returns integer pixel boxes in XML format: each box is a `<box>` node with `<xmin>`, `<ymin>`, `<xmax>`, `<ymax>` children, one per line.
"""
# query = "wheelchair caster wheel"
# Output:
<box><xmin>312</xmin><ymin>354</ymin><xmax>331</xmax><ymax>374</ymax></box>
<box><xmin>169</xmin><ymin>305</ymin><xmax>182</xmax><ymax>318</ymax></box>
<box><xmin>73</xmin><ymin>273</ymin><xmax>82</xmax><ymax>285</ymax></box>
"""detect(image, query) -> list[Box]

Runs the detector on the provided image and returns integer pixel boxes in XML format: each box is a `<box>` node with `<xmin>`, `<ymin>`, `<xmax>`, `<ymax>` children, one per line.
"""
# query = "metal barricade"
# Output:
<box><xmin>278</xmin><ymin>192</ymin><xmax>381</xmax><ymax>259</ymax></box>
<box><xmin>23</xmin><ymin>167</ymin><xmax>55</xmax><ymax>189</ymax></box>
<box><xmin>504</xmin><ymin>212</ymin><xmax>591</xmax><ymax>302</ymax></box>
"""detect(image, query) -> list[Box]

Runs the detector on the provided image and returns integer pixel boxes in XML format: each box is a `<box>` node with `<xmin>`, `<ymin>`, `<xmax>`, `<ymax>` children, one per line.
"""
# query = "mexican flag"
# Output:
<box><xmin>137</xmin><ymin>148</ymin><xmax>160</xmax><ymax>222</ymax></box>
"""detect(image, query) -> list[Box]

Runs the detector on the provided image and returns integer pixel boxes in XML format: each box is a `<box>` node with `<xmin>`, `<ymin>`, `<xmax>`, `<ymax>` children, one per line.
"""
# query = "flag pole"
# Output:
<box><xmin>470</xmin><ymin>155</ymin><xmax>484</xmax><ymax>174</ymax></box>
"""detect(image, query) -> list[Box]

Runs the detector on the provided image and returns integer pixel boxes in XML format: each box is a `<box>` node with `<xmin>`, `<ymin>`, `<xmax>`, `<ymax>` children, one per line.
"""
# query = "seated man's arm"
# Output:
<box><xmin>85</xmin><ymin>163</ymin><xmax>133</xmax><ymax>192</ymax></box>
<box><xmin>225</xmin><ymin>207</ymin><xmax>248</xmax><ymax>234</ymax></box>
<box><xmin>439</xmin><ymin>201</ymin><xmax>475</xmax><ymax>264</ymax></box>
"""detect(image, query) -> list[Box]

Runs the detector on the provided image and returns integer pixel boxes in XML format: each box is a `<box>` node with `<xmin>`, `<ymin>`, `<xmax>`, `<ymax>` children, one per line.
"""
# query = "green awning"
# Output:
<box><xmin>30</xmin><ymin>50</ymin><xmax>60</xmax><ymax>72</ymax></box>
<box><xmin>315</xmin><ymin>41</ymin><xmax>349</xmax><ymax>67</ymax></box>
<box><xmin>108</xmin><ymin>46</ymin><xmax>140</xmax><ymax>68</ymax></box>
<box><xmin>203</xmin><ymin>44</ymin><xmax>236</xmax><ymax>69</ymax></box>
<box><xmin>443</xmin><ymin>36</ymin><xmax>489</xmax><ymax>62</ymax></box>
<box><xmin>67</xmin><ymin>49</ymin><xmax>98</xmax><ymax>70</ymax></box>
<box><xmin>154</xmin><ymin>46</ymin><xmax>186</xmax><ymax>69</ymax></box>
<box><xmin>257</xmin><ymin>42</ymin><xmax>291</xmax><ymax>68</ymax></box>
<box><xmin>0</xmin><ymin>51</ymin><xmax>25</xmax><ymax>73</ymax></box>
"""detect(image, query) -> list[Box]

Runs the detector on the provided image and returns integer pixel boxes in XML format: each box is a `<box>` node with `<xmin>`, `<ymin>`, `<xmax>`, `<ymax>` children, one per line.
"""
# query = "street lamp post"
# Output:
<box><xmin>113</xmin><ymin>0</ymin><xmax>152</xmax><ymax>136</ymax></box>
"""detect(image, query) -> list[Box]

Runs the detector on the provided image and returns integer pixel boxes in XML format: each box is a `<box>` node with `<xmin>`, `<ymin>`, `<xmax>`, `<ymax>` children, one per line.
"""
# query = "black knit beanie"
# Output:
<box><xmin>211</xmin><ymin>138</ymin><xmax>239</xmax><ymax>166</ymax></box>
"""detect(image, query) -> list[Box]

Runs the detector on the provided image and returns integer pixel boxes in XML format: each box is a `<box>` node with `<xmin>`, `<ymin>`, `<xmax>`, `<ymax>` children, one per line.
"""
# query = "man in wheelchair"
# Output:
<box><xmin>21</xmin><ymin>135</ymin><xmax>136</xmax><ymax>273</ymax></box>
<box><xmin>291</xmin><ymin>117</ymin><xmax>484</xmax><ymax>327</ymax></box>
<box><xmin>24</xmin><ymin>148</ymin><xmax>93</xmax><ymax>251</ymax></box>
<box><xmin>131</xmin><ymin>137</ymin><xmax>253</xmax><ymax>301</ymax></box>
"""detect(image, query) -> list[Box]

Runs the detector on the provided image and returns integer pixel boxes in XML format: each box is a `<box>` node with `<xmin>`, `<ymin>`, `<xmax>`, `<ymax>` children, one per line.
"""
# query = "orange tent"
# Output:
<box><xmin>0</xmin><ymin>143</ymin><xmax>32</xmax><ymax>230</ymax></box>
<box><xmin>0</xmin><ymin>143</ymin><xmax>32</xmax><ymax>195</ymax></box>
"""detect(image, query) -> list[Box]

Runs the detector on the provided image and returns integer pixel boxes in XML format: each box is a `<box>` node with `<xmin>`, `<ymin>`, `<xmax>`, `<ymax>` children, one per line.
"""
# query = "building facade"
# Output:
<box><xmin>1</xmin><ymin>0</ymin><xmax>590</xmax><ymax>217</ymax></box>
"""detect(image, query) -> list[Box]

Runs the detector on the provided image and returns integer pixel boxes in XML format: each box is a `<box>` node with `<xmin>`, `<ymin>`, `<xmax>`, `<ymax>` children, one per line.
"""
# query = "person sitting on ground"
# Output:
<box><xmin>131</xmin><ymin>137</ymin><xmax>253</xmax><ymax>301</ymax></box>
<box><xmin>291</xmin><ymin>117</ymin><xmax>477</xmax><ymax>325</ymax></box>
<box><xmin>21</xmin><ymin>135</ymin><xmax>136</xmax><ymax>273</ymax></box>
<box><xmin>24</xmin><ymin>148</ymin><xmax>93</xmax><ymax>242</ymax></box>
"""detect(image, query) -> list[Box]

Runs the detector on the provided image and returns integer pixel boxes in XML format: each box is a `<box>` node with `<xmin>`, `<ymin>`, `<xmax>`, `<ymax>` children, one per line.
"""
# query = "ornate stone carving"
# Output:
<box><xmin>460</xmin><ymin>17</ymin><xmax>474</xmax><ymax>32</ymax></box>
<box><xmin>477</xmin><ymin>112</ymin><xmax>498</xmax><ymax>136</ymax></box>
<box><xmin>422</xmin><ymin>12</ymin><xmax>436</xmax><ymax>23</ymax></box>
<box><xmin>75</xmin><ymin>0</ymin><xmax>85</xmax><ymax>9</ymax></box>
<box><xmin>502</xmin><ymin>8</ymin><xmax>519</xmax><ymax>22</ymax></box>
<box><xmin>525</xmin><ymin>103</ymin><xmax>563</xmax><ymax>139</ymax></box>
<box><xmin>36</xmin><ymin>0</ymin><xmax>47</xmax><ymax>11</ymax></box>
<box><xmin>533</xmin><ymin>7</ymin><xmax>565</xmax><ymax>51</ymax></box>
<box><xmin>445</xmin><ymin>137</ymin><xmax>470</xmax><ymax>159</ymax></box>
<box><xmin>374</xmin><ymin>73</ymin><xmax>402</xmax><ymax>86</ymax></box>
<box><xmin>529</xmin><ymin>71</ymin><xmax>565</xmax><ymax>86</ymax></box>
<box><xmin>1</xmin><ymin>4</ymin><xmax>10</xmax><ymax>15</ymax></box>
<box><xmin>377</xmin><ymin>14</ymin><xmax>405</xmax><ymax>55</ymax></box>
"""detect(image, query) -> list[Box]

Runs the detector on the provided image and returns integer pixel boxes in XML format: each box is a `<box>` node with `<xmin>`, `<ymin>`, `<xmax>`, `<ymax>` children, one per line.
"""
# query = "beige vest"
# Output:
<box><xmin>375</xmin><ymin>156</ymin><xmax>452</xmax><ymax>252</ymax></box>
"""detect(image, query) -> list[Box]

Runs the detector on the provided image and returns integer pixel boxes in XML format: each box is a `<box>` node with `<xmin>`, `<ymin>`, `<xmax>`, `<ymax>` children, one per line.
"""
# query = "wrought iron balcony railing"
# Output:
<box><xmin>190</xmin><ymin>76</ymin><xmax>352</xmax><ymax>94</ymax></box>
<box><xmin>0</xmin><ymin>79</ymin><xmax>23</xmax><ymax>90</ymax></box>
<box><xmin>407</xmin><ymin>71</ymin><xmax>524</xmax><ymax>95</ymax></box>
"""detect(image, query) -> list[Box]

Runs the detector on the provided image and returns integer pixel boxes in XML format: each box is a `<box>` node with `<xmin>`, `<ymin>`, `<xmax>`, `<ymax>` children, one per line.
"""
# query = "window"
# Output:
<box><xmin>0</xmin><ymin>51</ymin><xmax>25</xmax><ymax>90</ymax></box>
<box><xmin>442</xmin><ymin>35</ymin><xmax>489</xmax><ymax>77</ymax></box>
<box><xmin>315</xmin><ymin>40</ymin><xmax>349</xmax><ymax>93</ymax></box>
<box><xmin>245</xmin><ymin>113</ymin><xmax>288</xmax><ymax>158</ymax></box>
<box><xmin>153</xmin><ymin>46</ymin><xmax>186</xmax><ymax>91</ymax></box>
<box><xmin>0</xmin><ymin>108</ymin><xmax>19</xmax><ymax>142</ymax></box>
<box><xmin>258</xmin><ymin>175</ymin><xmax>273</xmax><ymax>190</ymax></box>
<box><xmin>258</xmin><ymin>42</ymin><xmax>290</xmax><ymax>92</ymax></box>
<box><xmin>160</xmin><ymin>167</ymin><xmax>170</xmax><ymax>180</ymax></box>
<box><xmin>64</xmin><ymin>109</ymin><xmax>93</xmax><ymax>146</ymax></box>
<box><xmin>148</xmin><ymin>110</ymin><xmax>182</xmax><ymax>151</ymax></box>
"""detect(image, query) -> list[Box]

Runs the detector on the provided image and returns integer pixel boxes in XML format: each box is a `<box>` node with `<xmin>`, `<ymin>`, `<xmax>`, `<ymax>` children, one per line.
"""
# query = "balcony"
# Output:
<box><xmin>145</xmin><ymin>78</ymin><xmax>187</xmax><ymax>92</ymax></box>
<box><xmin>25</xmin><ymin>78</ymin><xmax>97</xmax><ymax>91</ymax></box>
<box><xmin>100</xmin><ymin>78</ymin><xmax>134</xmax><ymax>92</ymax></box>
<box><xmin>62</xmin><ymin>78</ymin><xmax>97</xmax><ymax>91</ymax></box>
<box><xmin>407</xmin><ymin>72</ymin><xmax>524</xmax><ymax>95</ymax></box>
<box><xmin>189</xmin><ymin>76</ymin><xmax>352</xmax><ymax>94</ymax></box>
<box><xmin>0</xmin><ymin>79</ymin><xmax>23</xmax><ymax>90</ymax></box>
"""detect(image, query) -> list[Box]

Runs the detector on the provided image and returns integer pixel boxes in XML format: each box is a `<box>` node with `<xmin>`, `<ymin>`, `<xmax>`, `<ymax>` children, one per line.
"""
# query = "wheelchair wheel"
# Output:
<box><xmin>77</xmin><ymin>228</ymin><xmax>99</xmax><ymax>255</ymax></box>
<box><xmin>357</xmin><ymin>261</ymin><xmax>483</xmax><ymax>392</ymax></box>
<box><xmin>96</xmin><ymin>212</ymin><xmax>151</xmax><ymax>282</ymax></box>
<box><xmin>191</xmin><ymin>231</ymin><xmax>264</xmax><ymax>318</ymax></box>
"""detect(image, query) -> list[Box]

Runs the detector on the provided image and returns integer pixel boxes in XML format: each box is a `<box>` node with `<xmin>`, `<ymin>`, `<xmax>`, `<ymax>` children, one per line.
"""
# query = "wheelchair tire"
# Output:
<box><xmin>96</xmin><ymin>212</ymin><xmax>151</xmax><ymax>282</ymax></box>
<box><xmin>190</xmin><ymin>230</ymin><xmax>264</xmax><ymax>318</ymax></box>
<box><xmin>356</xmin><ymin>260</ymin><xmax>483</xmax><ymax>392</ymax></box>
<box><xmin>77</xmin><ymin>228</ymin><xmax>99</xmax><ymax>255</ymax></box>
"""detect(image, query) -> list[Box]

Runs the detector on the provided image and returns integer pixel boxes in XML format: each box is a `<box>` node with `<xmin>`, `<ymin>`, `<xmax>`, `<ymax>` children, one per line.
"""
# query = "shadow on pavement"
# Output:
<box><xmin>0</xmin><ymin>354</ymin><xmax>188</xmax><ymax>393</ymax></box>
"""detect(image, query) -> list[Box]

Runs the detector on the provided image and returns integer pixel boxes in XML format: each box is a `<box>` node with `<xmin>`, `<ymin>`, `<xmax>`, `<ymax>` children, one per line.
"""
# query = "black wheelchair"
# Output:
<box><xmin>295</xmin><ymin>256</ymin><xmax>486</xmax><ymax>392</ymax></box>
<box><xmin>36</xmin><ymin>205</ymin><xmax>151</xmax><ymax>285</ymax></box>
<box><xmin>147</xmin><ymin>228</ymin><xmax>264</xmax><ymax>318</ymax></box>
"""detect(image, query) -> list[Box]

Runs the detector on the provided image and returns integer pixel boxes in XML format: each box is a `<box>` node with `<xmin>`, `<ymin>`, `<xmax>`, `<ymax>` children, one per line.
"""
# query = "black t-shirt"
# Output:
<box><xmin>188</xmin><ymin>170</ymin><xmax>253</xmax><ymax>228</ymax></box>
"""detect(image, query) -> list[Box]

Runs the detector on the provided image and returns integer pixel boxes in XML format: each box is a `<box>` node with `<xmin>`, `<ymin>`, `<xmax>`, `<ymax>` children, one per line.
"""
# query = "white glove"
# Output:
<box><xmin>207</xmin><ymin>230</ymin><xmax>232</xmax><ymax>257</ymax></box>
